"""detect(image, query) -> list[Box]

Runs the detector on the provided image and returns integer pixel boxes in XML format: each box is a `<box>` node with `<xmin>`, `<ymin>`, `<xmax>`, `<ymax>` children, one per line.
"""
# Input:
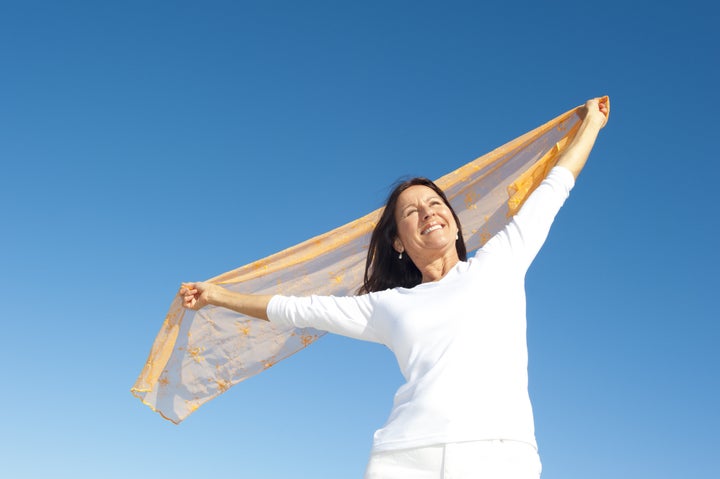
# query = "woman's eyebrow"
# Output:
<box><xmin>399</xmin><ymin>203</ymin><xmax>416</xmax><ymax>213</ymax></box>
<box><xmin>399</xmin><ymin>195</ymin><xmax>441</xmax><ymax>213</ymax></box>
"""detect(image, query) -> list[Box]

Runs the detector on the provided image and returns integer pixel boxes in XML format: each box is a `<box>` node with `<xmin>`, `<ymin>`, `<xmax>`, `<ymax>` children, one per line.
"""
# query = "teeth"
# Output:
<box><xmin>422</xmin><ymin>225</ymin><xmax>442</xmax><ymax>235</ymax></box>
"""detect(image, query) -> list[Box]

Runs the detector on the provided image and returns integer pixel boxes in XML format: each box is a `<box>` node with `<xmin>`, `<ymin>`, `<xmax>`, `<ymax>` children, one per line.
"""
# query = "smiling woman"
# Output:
<box><xmin>394</xmin><ymin>184</ymin><xmax>461</xmax><ymax>281</ymax></box>
<box><xmin>138</xmin><ymin>98</ymin><xmax>609</xmax><ymax>479</ymax></box>
<box><xmin>361</xmin><ymin>177</ymin><xmax>468</xmax><ymax>293</ymax></box>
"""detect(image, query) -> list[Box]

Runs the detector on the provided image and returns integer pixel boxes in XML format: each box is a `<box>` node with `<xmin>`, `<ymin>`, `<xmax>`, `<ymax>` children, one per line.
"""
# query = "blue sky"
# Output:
<box><xmin>1</xmin><ymin>1</ymin><xmax>718</xmax><ymax>478</ymax></box>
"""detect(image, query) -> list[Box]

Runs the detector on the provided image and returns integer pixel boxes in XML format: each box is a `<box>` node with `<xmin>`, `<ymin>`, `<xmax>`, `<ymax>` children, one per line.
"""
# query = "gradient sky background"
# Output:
<box><xmin>1</xmin><ymin>1</ymin><xmax>718</xmax><ymax>478</ymax></box>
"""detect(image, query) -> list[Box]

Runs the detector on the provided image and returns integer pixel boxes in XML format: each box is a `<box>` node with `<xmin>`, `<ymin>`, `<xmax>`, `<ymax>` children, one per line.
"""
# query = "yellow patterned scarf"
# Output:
<box><xmin>132</xmin><ymin>100</ymin><xmax>599</xmax><ymax>423</ymax></box>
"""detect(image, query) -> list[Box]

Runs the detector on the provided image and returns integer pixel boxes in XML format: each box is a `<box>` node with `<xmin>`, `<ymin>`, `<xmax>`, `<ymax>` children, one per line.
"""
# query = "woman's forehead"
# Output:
<box><xmin>397</xmin><ymin>185</ymin><xmax>441</xmax><ymax>206</ymax></box>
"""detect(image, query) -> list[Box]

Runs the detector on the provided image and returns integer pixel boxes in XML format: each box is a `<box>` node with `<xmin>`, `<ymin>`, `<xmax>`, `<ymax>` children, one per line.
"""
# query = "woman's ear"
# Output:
<box><xmin>393</xmin><ymin>238</ymin><xmax>404</xmax><ymax>254</ymax></box>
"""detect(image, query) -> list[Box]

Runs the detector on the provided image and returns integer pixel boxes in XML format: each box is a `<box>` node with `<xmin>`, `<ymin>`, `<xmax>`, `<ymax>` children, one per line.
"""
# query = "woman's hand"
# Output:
<box><xmin>179</xmin><ymin>281</ymin><xmax>216</xmax><ymax>310</ymax></box>
<box><xmin>580</xmin><ymin>97</ymin><xmax>610</xmax><ymax>130</ymax></box>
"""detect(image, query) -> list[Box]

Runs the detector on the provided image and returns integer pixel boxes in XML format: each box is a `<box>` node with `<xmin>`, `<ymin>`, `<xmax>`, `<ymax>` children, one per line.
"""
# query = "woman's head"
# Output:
<box><xmin>359</xmin><ymin>178</ymin><xmax>467</xmax><ymax>294</ymax></box>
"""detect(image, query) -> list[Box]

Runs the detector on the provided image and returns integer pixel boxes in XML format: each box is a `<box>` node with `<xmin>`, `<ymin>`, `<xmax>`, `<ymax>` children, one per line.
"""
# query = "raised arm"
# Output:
<box><xmin>180</xmin><ymin>282</ymin><xmax>272</xmax><ymax>321</ymax></box>
<box><xmin>556</xmin><ymin>97</ymin><xmax>610</xmax><ymax>179</ymax></box>
<box><xmin>479</xmin><ymin>97</ymin><xmax>609</xmax><ymax>268</ymax></box>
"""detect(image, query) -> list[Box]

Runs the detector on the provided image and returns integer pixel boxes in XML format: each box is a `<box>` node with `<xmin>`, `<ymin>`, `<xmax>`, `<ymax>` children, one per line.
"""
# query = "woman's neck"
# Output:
<box><xmin>417</xmin><ymin>253</ymin><xmax>460</xmax><ymax>283</ymax></box>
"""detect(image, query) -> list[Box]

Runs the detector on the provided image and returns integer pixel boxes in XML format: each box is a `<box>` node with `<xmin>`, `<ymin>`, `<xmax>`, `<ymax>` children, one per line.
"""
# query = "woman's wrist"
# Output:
<box><xmin>585</xmin><ymin>114</ymin><xmax>606</xmax><ymax>130</ymax></box>
<box><xmin>206</xmin><ymin>283</ymin><xmax>224</xmax><ymax>307</ymax></box>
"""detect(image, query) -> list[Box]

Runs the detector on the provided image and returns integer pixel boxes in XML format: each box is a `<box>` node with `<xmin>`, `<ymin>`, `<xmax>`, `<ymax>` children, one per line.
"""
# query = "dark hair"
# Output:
<box><xmin>358</xmin><ymin>177</ymin><xmax>467</xmax><ymax>294</ymax></box>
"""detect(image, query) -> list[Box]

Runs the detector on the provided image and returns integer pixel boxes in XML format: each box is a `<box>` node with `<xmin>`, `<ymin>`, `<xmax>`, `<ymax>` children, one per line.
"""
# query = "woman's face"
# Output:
<box><xmin>393</xmin><ymin>185</ymin><xmax>458</xmax><ymax>261</ymax></box>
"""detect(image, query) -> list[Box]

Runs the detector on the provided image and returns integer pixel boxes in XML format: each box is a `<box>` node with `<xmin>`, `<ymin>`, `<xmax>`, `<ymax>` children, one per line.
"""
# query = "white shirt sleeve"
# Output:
<box><xmin>480</xmin><ymin>166</ymin><xmax>575</xmax><ymax>271</ymax></box>
<box><xmin>267</xmin><ymin>293</ymin><xmax>383</xmax><ymax>344</ymax></box>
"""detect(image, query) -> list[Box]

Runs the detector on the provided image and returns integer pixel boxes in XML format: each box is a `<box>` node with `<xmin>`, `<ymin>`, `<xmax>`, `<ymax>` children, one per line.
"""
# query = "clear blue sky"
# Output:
<box><xmin>1</xmin><ymin>1</ymin><xmax>718</xmax><ymax>478</ymax></box>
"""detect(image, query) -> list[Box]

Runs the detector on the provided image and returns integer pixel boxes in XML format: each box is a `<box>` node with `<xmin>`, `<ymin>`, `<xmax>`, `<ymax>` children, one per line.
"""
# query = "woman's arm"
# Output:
<box><xmin>479</xmin><ymin>97</ymin><xmax>609</xmax><ymax>267</ymax></box>
<box><xmin>179</xmin><ymin>282</ymin><xmax>272</xmax><ymax>321</ymax></box>
<box><xmin>180</xmin><ymin>282</ymin><xmax>382</xmax><ymax>343</ymax></box>
<box><xmin>480</xmin><ymin>167</ymin><xmax>574</xmax><ymax>270</ymax></box>
<box><xmin>556</xmin><ymin>97</ymin><xmax>610</xmax><ymax>179</ymax></box>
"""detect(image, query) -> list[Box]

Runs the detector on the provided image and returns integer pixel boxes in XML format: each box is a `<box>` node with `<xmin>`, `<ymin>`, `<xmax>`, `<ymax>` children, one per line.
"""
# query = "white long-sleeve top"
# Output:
<box><xmin>267</xmin><ymin>166</ymin><xmax>575</xmax><ymax>452</ymax></box>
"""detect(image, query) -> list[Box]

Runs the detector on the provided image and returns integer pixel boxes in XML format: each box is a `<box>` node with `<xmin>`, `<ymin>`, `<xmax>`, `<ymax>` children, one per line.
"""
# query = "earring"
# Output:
<box><xmin>398</xmin><ymin>252</ymin><xmax>403</xmax><ymax>260</ymax></box>
<box><xmin>456</xmin><ymin>233</ymin><xmax>459</xmax><ymax>240</ymax></box>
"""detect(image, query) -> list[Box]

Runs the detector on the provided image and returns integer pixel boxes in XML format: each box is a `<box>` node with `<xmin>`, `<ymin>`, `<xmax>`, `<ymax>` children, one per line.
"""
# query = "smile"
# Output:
<box><xmin>421</xmin><ymin>224</ymin><xmax>442</xmax><ymax>235</ymax></box>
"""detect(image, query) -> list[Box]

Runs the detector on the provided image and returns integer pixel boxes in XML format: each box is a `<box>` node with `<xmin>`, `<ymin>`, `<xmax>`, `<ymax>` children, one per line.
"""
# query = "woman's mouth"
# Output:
<box><xmin>421</xmin><ymin>224</ymin><xmax>442</xmax><ymax>235</ymax></box>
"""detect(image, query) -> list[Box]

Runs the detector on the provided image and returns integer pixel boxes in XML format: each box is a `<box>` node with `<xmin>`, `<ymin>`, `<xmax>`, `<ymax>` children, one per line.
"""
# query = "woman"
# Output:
<box><xmin>180</xmin><ymin>98</ymin><xmax>609</xmax><ymax>478</ymax></box>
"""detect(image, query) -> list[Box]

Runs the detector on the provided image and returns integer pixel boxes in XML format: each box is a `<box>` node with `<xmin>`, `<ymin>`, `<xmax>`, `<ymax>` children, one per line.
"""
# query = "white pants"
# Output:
<box><xmin>364</xmin><ymin>440</ymin><xmax>542</xmax><ymax>479</ymax></box>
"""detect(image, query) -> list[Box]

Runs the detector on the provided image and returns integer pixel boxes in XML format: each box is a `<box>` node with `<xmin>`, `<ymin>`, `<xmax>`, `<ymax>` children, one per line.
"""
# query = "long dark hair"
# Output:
<box><xmin>358</xmin><ymin>177</ymin><xmax>467</xmax><ymax>294</ymax></box>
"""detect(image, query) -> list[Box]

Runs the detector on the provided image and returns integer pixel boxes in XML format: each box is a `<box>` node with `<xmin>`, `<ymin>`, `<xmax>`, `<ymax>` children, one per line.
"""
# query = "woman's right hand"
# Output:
<box><xmin>179</xmin><ymin>281</ymin><xmax>216</xmax><ymax>310</ymax></box>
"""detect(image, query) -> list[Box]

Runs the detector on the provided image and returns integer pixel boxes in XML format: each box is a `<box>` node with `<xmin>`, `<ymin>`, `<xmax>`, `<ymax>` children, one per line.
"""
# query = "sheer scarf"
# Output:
<box><xmin>131</xmin><ymin>100</ymin><xmax>599</xmax><ymax>423</ymax></box>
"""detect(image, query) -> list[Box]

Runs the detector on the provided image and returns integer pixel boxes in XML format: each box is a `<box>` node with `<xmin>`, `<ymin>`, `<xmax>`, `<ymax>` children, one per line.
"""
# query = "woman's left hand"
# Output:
<box><xmin>581</xmin><ymin>97</ymin><xmax>610</xmax><ymax>130</ymax></box>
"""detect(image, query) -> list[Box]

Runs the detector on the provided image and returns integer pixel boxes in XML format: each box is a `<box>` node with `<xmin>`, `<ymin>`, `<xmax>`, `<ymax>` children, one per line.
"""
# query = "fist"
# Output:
<box><xmin>582</xmin><ymin>97</ymin><xmax>610</xmax><ymax>129</ymax></box>
<box><xmin>179</xmin><ymin>281</ymin><xmax>213</xmax><ymax>310</ymax></box>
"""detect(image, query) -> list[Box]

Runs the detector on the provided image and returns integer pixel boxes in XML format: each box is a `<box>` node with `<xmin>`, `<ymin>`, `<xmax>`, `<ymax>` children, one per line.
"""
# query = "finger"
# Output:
<box><xmin>599</xmin><ymin>96</ymin><xmax>610</xmax><ymax>111</ymax></box>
